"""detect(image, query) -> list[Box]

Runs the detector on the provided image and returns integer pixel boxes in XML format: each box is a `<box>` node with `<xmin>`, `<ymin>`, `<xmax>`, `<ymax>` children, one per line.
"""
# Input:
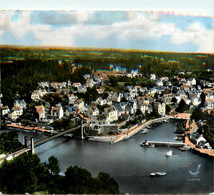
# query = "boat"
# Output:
<box><xmin>148</xmin><ymin>144</ymin><xmax>155</xmax><ymax>148</ymax></box>
<box><xmin>166</xmin><ymin>150</ymin><xmax>173</xmax><ymax>157</ymax></box>
<box><xmin>150</xmin><ymin>172</ymin><xmax>167</xmax><ymax>176</ymax></box>
<box><xmin>180</xmin><ymin>145</ymin><xmax>190</xmax><ymax>151</ymax></box>
<box><xmin>155</xmin><ymin>172</ymin><xmax>167</xmax><ymax>176</ymax></box>
<box><xmin>141</xmin><ymin>129</ymin><xmax>149</xmax><ymax>134</ymax></box>
<box><xmin>150</xmin><ymin>172</ymin><xmax>156</xmax><ymax>176</ymax></box>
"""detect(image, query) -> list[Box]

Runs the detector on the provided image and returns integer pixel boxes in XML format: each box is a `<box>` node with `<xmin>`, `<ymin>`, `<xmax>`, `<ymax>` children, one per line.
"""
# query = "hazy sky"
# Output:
<box><xmin>0</xmin><ymin>0</ymin><xmax>213</xmax><ymax>53</ymax></box>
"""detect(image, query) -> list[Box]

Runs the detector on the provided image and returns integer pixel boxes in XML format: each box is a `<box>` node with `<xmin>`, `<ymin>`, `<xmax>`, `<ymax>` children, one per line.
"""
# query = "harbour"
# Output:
<box><xmin>7</xmin><ymin>120</ymin><xmax>213</xmax><ymax>194</ymax></box>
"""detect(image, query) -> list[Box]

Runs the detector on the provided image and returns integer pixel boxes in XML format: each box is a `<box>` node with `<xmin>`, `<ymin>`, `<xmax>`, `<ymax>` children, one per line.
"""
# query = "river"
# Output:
<box><xmin>10</xmin><ymin>121</ymin><xmax>214</xmax><ymax>194</ymax></box>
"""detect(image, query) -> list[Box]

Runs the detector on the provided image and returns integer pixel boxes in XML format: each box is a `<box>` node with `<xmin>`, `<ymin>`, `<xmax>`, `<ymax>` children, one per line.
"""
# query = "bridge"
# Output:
<box><xmin>1</xmin><ymin>121</ymin><xmax>88</xmax><ymax>162</ymax></box>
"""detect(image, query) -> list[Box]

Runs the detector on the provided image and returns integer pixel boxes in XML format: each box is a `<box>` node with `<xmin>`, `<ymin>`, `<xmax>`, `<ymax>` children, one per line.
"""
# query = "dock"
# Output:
<box><xmin>147</xmin><ymin>141</ymin><xmax>185</xmax><ymax>147</ymax></box>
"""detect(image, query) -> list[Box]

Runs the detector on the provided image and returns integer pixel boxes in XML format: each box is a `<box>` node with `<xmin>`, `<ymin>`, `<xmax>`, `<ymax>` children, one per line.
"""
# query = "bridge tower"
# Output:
<box><xmin>30</xmin><ymin>137</ymin><xmax>35</xmax><ymax>154</ymax></box>
<box><xmin>24</xmin><ymin>136</ymin><xmax>28</xmax><ymax>148</ymax></box>
<box><xmin>81</xmin><ymin>119</ymin><xmax>84</xmax><ymax>139</ymax></box>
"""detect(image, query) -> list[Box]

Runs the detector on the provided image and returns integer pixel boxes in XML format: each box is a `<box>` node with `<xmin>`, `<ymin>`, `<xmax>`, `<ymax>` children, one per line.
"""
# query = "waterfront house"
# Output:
<box><xmin>190</xmin><ymin>132</ymin><xmax>207</xmax><ymax>146</ymax></box>
<box><xmin>35</xmin><ymin>105</ymin><xmax>46</xmax><ymax>121</ymax></box>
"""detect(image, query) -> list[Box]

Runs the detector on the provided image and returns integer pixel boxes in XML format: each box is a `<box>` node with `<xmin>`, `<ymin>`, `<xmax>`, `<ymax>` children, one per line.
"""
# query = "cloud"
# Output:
<box><xmin>9</xmin><ymin>11</ymin><xmax>32</xmax><ymax>38</ymax></box>
<box><xmin>0</xmin><ymin>10</ymin><xmax>15</xmax><ymax>35</ymax></box>
<box><xmin>0</xmin><ymin>10</ymin><xmax>213</xmax><ymax>53</ymax></box>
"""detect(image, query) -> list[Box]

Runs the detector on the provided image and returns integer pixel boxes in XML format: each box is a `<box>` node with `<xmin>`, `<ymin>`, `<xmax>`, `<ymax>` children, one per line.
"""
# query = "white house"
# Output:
<box><xmin>105</xmin><ymin>106</ymin><xmax>118</xmax><ymax>123</ymax></box>
<box><xmin>9</xmin><ymin>106</ymin><xmax>23</xmax><ymax>120</ymax></box>
<box><xmin>87</xmin><ymin>104</ymin><xmax>99</xmax><ymax>117</ymax></box>
<box><xmin>1</xmin><ymin>106</ymin><xmax>10</xmax><ymax>116</ymax></box>
<box><xmin>112</xmin><ymin>92</ymin><xmax>123</xmax><ymax>102</ymax></box>
<box><xmin>153</xmin><ymin>102</ymin><xmax>166</xmax><ymax>116</ymax></box>
<box><xmin>150</xmin><ymin>74</ymin><xmax>156</xmax><ymax>80</ymax></box>
<box><xmin>51</xmin><ymin>104</ymin><xmax>64</xmax><ymax>119</ymax></box>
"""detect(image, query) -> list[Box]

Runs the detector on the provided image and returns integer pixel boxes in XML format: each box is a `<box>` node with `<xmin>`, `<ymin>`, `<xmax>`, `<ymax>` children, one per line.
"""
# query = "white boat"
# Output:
<box><xmin>142</xmin><ymin>129</ymin><xmax>149</xmax><ymax>134</ymax></box>
<box><xmin>166</xmin><ymin>150</ymin><xmax>173</xmax><ymax>157</ymax></box>
<box><xmin>148</xmin><ymin>144</ymin><xmax>155</xmax><ymax>148</ymax></box>
<box><xmin>180</xmin><ymin>145</ymin><xmax>190</xmax><ymax>151</ymax></box>
<box><xmin>155</xmin><ymin>172</ymin><xmax>167</xmax><ymax>176</ymax></box>
<box><xmin>150</xmin><ymin>172</ymin><xmax>156</xmax><ymax>176</ymax></box>
<box><xmin>150</xmin><ymin>172</ymin><xmax>167</xmax><ymax>176</ymax></box>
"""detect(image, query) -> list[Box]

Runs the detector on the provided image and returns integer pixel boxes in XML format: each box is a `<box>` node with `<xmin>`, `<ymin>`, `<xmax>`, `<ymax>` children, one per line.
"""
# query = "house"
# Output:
<box><xmin>86</xmin><ymin>78</ymin><xmax>96</xmax><ymax>88</ymax></box>
<box><xmin>204</xmin><ymin>99</ymin><xmax>214</xmax><ymax>109</ymax></box>
<box><xmin>190</xmin><ymin>132</ymin><xmax>207</xmax><ymax>146</ymax></box>
<box><xmin>189</xmin><ymin>93</ymin><xmax>201</xmax><ymax>106</ymax></box>
<box><xmin>89</xmin><ymin>124</ymin><xmax>119</xmax><ymax>135</ymax></box>
<box><xmin>51</xmin><ymin>104</ymin><xmax>64</xmax><ymax>119</ymax></box>
<box><xmin>138</xmin><ymin>102</ymin><xmax>152</xmax><ymax>114</ymax></box>
<box><xmin>74</xmin><ymin>99</ymin><xmax>84</xmax><ymax>110</ymax></box>
<box><xmin>87</xmin><ymin>103</ymin><xmax>99</xmax><ymax>117</ymax></box>
<box><xmin>1</xmin><ymin>106</ymin><xmax>10</xmax><ymax>116</ymax></box>
<box><xmin>14</xmin><ymin>99</ymin><xmax>27</xmax><ymax>109</ymax></box>
<box><xmin>65</xmin><ymin>106</ymin><xmax>77</xmax><ymax>117</ymax></box>
<box><xmin>105</xmin><ymin>106</ymin><xmax>118</xmax><ymax>123</ymax></box>
<box><xmin>31</xmin><ymin>90</ymin><xmax>40</xmax><ymax>101</ymax></box>
<box><xmin>50</xmin><ymin>82</ymin><xmax>62</xmax><ymax>89</ymax></box>
<box><xmin>111</xmin><ymin>92</ymin><xmax>123</xmax><ymax>102</ymax></box>
<box><xmin>37</xmin><ymin>81</ymin><xmax>49</xmax><ymax>88</ymax></box>
<box><xmin>150</xmin><ymin>74</ymin><xmax>156</xmax><ymax>80</ymax></box>
<box><xmin>67</xmin><ymin>94</ymin><xmax>78</xmax><ymax>104</ymax></box>
<box><xmin>153</xmin><ymin>102</ymin><xmax>166</xmax><ymax>116</ymax></box>
<box><xmin>77</xmin><ymin>86</ymin><xmax>87</xmax><ymax>93</ymax></box>
<box><xmin>156</xmin><ymin>80</ymin><xmax>163</xmax><ymax>87</ymax></box>
<box><xmin>95</xmin><ymin>97</ymin><xmax>107</xmax><ymax>106</ymax></box>
<box><xmin>161</xmin><ymin>93</ymin><xmax>174</xmax><ymax>104</ymax></box>
<box><xmin>9</xmin><ymin>106</ymin><xmax>23</xmax><ymax>120</ymax></box>
<box><xmin>96</xmin><ymin>89</ymin><xmax>105</xmax><ymax>94</ymax></box>
<box><xmin>35</xmin><ymin>105</ymin><xmax>46</xmax><ymax>121</ymax></box>
<box><xmin>38</xmin><ymin>89</ymin><xmax>48</xmax><ymax>97</ymax></box>
<box><xmin>127</xmin><ymin>100</ymin><xmax>138</xmax><ymax>113</ymax></box>
<box><xmin>114</xmin><ymin>103</ymin><xmax>126</xmax><ymax>117</ymax></box>
<box><xmin>72</xmin><ymin>82</ymin><xmax>82</xmax><ymax>88</ymax></box>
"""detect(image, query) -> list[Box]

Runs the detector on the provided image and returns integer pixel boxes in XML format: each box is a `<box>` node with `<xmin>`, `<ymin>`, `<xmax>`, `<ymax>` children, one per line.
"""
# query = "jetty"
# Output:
<box><xmin>146</xmin><ymin>141</ymin><xmax>185</xmax><ymax>147</ymax></box>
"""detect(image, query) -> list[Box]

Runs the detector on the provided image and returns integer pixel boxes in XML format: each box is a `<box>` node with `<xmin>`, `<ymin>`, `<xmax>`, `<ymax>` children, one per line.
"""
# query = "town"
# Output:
<box><xmin>1</xmin><ymin>64</ymin><xmax>214</xmax><ymax>155</ymax></box>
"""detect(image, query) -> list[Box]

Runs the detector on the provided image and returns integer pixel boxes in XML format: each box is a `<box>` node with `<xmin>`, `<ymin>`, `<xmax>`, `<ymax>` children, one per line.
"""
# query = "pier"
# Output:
<box><xmin>147</xmin><ymin>141</ymin><xmax>185</xmax><ymax>147</ymax></box>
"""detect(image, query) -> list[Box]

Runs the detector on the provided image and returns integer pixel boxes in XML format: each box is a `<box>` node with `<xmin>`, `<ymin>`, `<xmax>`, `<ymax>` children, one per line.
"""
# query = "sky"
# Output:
<box><xmin>0</xmin><ymin>0</ymin><xmax>213</xmax><ymax>53</ymax></box>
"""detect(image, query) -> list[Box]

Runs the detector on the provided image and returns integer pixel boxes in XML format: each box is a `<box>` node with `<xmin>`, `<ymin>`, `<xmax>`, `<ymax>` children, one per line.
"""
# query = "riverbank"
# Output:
<box><xmin>184</xmin><ymin>120</ymin><xmax>214</xmax><ymax>157</ymax></box>
<box><xmin>87</xmin><ymin>117</ymin><xmax>171</xmax><ymax>144</ymax></box>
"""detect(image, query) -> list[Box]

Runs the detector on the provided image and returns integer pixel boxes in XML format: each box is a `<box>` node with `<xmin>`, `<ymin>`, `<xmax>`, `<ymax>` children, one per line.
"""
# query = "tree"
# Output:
<box><xmin>47</xmin><ymin>155</ymin><xmax>60</xmax><ymax>175</ymax></box>
<box><xmin>175</xmin><ymin>99</ymin><xmax>189</xmax><ymax>113</ymax></box>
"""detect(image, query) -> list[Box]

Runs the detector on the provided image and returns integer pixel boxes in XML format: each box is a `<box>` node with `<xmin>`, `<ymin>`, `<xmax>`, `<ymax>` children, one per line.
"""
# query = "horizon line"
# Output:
<box><xmin>1</xmin><ymin>44</ymin><xmax>213</xmax><ymax>55</ymax></box>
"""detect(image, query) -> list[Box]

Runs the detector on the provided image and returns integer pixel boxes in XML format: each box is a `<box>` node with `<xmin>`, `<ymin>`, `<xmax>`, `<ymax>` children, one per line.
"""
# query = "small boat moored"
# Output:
<box><xmin>150</xmin><ymin>172</ymin><xmax>167</xmax><ymax>176</ymax></box>
<box><xmin>166</xmin><ymin>150</ymin><xmax>173</xmax><ymax>157</ymax></box>
<box><xmin>155</xmin><ymin>172</ymin><xmax>167</xmax><ymax>176</ymax></box>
